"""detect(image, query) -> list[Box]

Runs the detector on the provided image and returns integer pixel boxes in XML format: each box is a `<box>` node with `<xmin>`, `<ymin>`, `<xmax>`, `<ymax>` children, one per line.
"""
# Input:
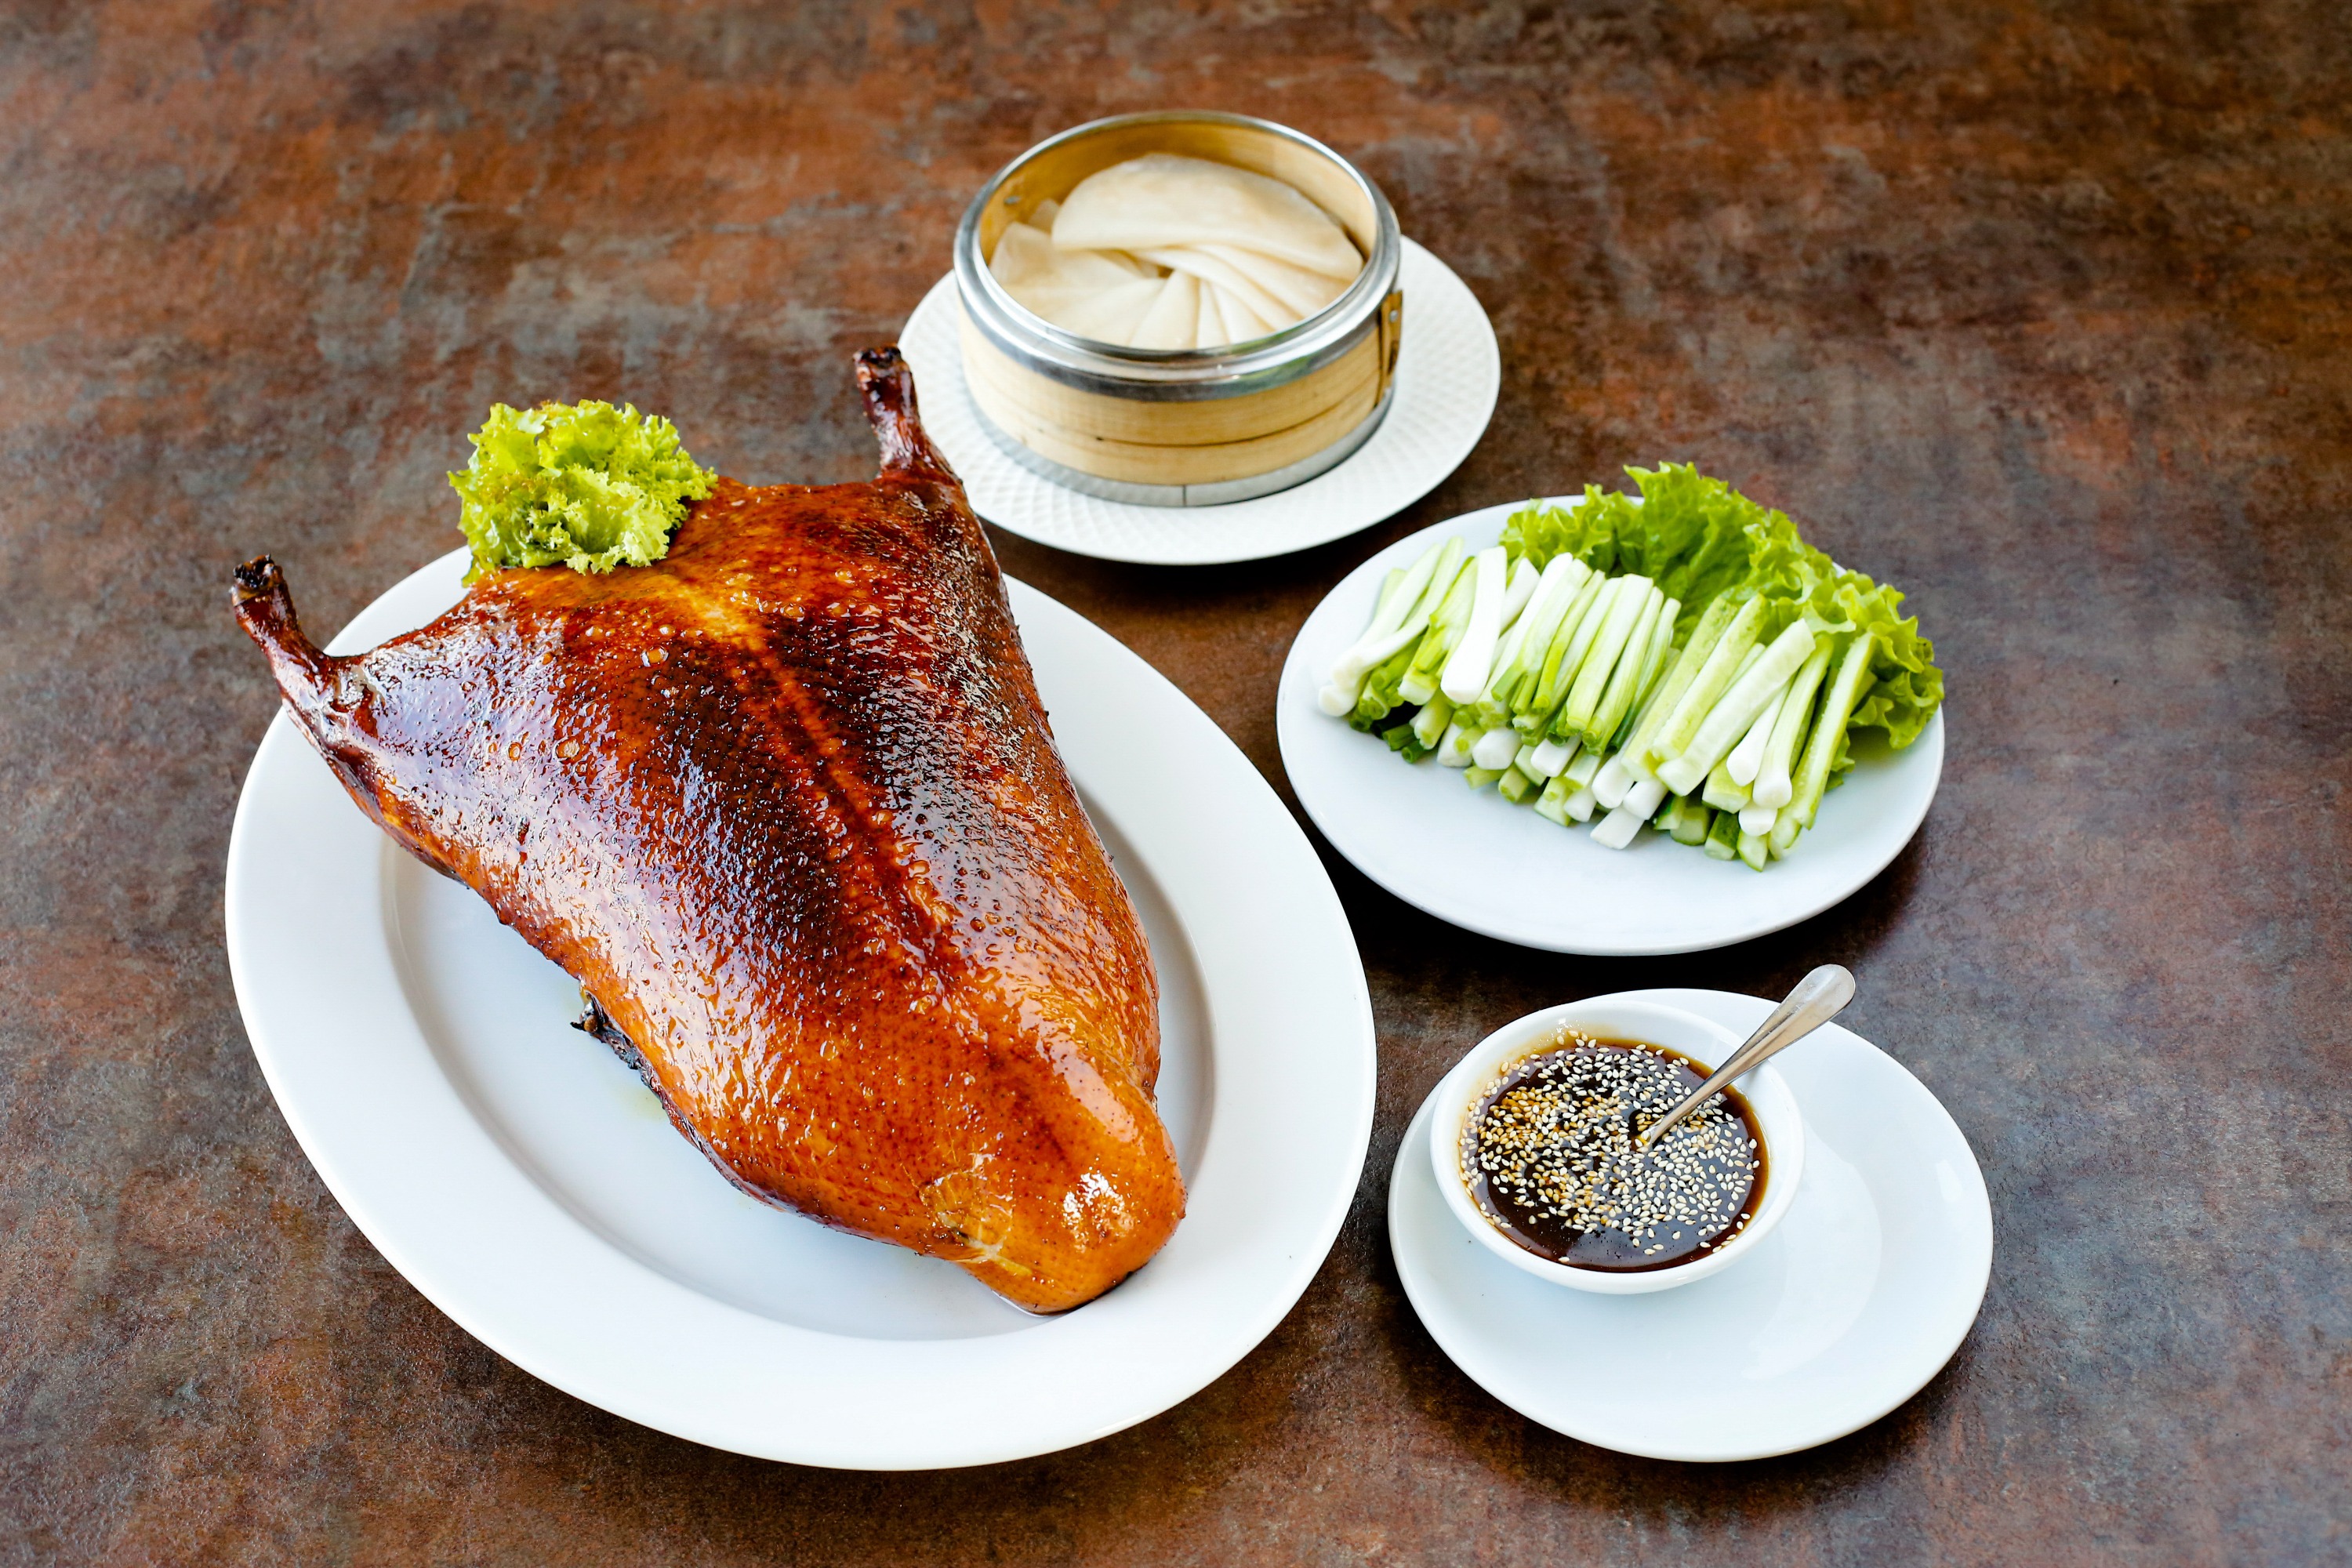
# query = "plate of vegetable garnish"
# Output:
<box><xmin>1276</xmin><ymin>467</ymin><xmax>1945</xmax><ymax>954</ymax></box>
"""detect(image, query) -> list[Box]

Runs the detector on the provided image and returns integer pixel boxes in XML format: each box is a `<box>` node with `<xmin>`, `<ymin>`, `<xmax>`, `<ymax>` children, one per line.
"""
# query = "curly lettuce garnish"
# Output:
<box><xmin>449</xmin><ymin>401</ymin><xmax>715</xmax><ymax>583</ymax></box>
<box><xmin>1499</xmin><ymin>489</ymin><xmax>1618</xmax><ymax>574</ymax></box>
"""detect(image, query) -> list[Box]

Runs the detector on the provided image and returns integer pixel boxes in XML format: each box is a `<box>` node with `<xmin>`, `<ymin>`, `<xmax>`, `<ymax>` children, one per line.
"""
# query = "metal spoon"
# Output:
<box><xmin>1635</xmin><ymin>964</ymin><xmax>1857</xmax><ymax>1149</ymax></box>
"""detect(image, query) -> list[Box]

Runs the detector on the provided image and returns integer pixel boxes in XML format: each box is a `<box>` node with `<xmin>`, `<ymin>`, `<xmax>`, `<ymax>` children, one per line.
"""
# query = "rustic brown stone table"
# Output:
<box><xmin>5</xmin><ymin>3</ymin><xmax>2347</xmax><ymax>1563</ymax></box>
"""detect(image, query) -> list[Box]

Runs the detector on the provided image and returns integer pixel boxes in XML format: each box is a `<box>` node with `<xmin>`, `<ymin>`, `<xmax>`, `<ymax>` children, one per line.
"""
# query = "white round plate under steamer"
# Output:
<box><xmin>1389</xmin><ymin>987</ymin><xmax>1992</xmax><ymax>1462</ymax></box>
<box><xmin>226</xmin><ymin>550</ymin><xmax>1376</xmax><ymax>1470</ymax></box>
<box><xmin>898</xmin><ymin>238</ymin><xmax>1499</xmax><ymax>566</ymax></box>
<box><xmin>1276</xmin><ymin>499</ymin><xmax>1946</xmax><ymax>956</ymax></box>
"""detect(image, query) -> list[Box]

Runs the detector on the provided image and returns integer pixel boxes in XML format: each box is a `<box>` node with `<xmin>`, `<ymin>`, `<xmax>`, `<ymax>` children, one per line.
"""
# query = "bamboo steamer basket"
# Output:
<box><xmin>953</xmin><ymin>111</ymin><xmax>1403</xmax><ymax>507</ymax></box>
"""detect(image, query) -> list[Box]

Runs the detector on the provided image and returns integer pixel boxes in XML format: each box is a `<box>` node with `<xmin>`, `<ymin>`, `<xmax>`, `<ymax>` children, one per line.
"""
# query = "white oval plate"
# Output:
<box><xmin>226</xmin><ymin>549</ymin><xmax>1375</xmax><ymax>1470</ymax></box>
<box><xmin>1390</xmin><ymin>987</ymin><xmax>1991</xmax><ymax>1461</ymax></box>
<box><xmin>897</xmin><ymin>238</ymin><xmax>1500</xmax><ymax>565</ymax></box>
<box><xmin>1277</xmin><ymin>500</ymin><xmax>1946</xmax><ymax>954</ymax></box>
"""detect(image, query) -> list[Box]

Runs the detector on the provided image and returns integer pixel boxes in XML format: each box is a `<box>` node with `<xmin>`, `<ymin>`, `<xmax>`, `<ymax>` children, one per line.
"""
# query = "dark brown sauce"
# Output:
<box><xmin>1462</xmin><ymin>1034</ymin><xmax>1767</xmax><ymax>1272</ymax></box>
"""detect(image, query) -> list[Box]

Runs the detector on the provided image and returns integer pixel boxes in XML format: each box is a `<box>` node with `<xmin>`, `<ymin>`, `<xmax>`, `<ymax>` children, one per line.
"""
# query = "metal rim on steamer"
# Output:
<box><xmin>971</xmin><ymin>383</ymin><xmax>1398</xmax><ymax>508</ymax></box>
<box><xmin>953</xmin><ymin>111</ymin><xmax>1403</xmax><ymax>404</ymax></box>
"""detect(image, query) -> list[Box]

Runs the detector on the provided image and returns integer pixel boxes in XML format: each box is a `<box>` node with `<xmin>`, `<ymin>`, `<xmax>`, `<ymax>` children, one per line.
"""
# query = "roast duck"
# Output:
<box><xmin>234</xmin><ymin>349</ymin><xmax>1184</xmax><ymax>1312</ymax></box>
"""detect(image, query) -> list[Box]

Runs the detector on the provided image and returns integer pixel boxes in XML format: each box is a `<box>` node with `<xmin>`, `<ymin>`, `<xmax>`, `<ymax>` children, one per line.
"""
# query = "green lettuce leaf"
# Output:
<box><xmin>450</xmin><ymin>401</ymin><xmax>716</xmax><ymax>583</ymax></box>
<box><xmin>1499</xmin><ymin>488</ymin><xmax>1621</xmax><ymax>572</ymax></box>
<box><xmin>1620</xmin><ymin>464</ymin><xmax>1838</xmax><ymax>642</ymax></box>
<box><xmin>1802</xmin><ymin>567</ymin><xmax>1944</xmax><ymax>751</ymax></box>
<box><xmin>1619</xmin><ymin>465</ymin><xmax>1767</xmax><ymax>613</ymax></box>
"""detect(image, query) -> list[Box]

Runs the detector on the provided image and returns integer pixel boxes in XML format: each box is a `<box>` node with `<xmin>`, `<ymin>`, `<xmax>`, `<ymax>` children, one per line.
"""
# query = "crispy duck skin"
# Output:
<box><xmin>233</xmin><ymin>349</ymin><xmax>1182</xmax><ymax>1312</ymax></box>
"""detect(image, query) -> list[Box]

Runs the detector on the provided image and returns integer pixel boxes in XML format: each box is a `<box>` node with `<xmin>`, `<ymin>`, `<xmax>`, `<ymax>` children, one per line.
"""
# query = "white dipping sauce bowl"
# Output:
<box><xmin>1428</xmin><ymin>998</ymin><xmax>1806</xmax><ymax>1294</ymax></box>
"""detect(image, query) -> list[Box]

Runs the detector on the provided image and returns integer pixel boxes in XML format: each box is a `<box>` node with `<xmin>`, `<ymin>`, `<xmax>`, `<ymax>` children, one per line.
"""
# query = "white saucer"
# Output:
<box><xmin>1278</xmin><ymin>500</ymin><xmax>1945</xmax><ymax>955</ymax></box>
<box><xmin>1389</xmin><ymin>987</ymin><xmax>1991</xmax><ymax>1462</ymax></box>
<box><xmin>897</xmin><ymin>238</ymin><xmax>1500</xmax><ymax>565</ymax></box>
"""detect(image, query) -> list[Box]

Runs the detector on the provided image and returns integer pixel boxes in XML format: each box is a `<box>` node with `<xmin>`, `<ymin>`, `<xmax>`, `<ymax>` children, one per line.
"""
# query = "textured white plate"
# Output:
<box><xmin>225</xmin><ymin>548</ymin><xmax>1375</xmax><ymax>1469</ymax></box>
<box><xmin>897</xmin><ymin>238</ymin><xmax>1500</xmax><ymax>565</ymax></box>
<box><xmin>1277</xmin><ymin>501</ymin><xmax>1946</xmax><ymax>954</ymax></box>
<box><xmin>1390</xmin><ymin>987</ymin><xmax>1991</xmax><ymax>1462</ymax></box>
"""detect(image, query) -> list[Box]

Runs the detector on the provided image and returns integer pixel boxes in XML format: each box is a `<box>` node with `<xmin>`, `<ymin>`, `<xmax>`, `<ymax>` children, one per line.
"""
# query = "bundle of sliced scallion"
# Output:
<box><xmin>1318</xmin><ymin>466</ymin><xmax>1944</xmax><ymax>869</ymax></box>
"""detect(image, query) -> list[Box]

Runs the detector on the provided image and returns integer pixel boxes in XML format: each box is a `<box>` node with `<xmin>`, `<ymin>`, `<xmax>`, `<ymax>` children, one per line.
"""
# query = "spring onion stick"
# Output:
<box><xmin>1535</xmin><ymin>774</ymin><xmax>1573</xmax><ymax>825</ymax></box>
<box><xmin>1704</xmin><ymin>808</ymin><xmax>1741</xmax><ymax>860</ymax></box>
<box><xmin>1356</xmin><ymin>568</ymin><xmax>1406</xmax><ymax>663</ymax></box>
<box><xmin>1583</xmin><ymin>586</ymin><xmax>1667</xmax><ymax>750</ymax></box>
<box><xmin>1515</xmin><ymin>582</ymin><xmax>1592</xmax><ymax>724</ymax></box>
<box><xmin>1789</xmin><ymin>633</ymin><xmax>1878</xmax><ymax>829</ymax></box>
<box><xmin>1410</xmin><ymin>695</ymin><xmax>1454</xmax><ymax>750</ymax></box>
<box><xmin>1559</xmin><ymin>576</ymin><xmax>1654</xmax><ymax>742</ymax></box>
<box><xmin>1657</xmin><ymin>622</ymin><xmax>1817</xmax><ymax>796</ymax></box>
<box><xmin>1532</xmin><ymin>575</ymin><xmax>1624</xmax><ymax>720</ymax></box>
<box><xmin>1439</xmin><ymin>546</ymin><xmax>1512</xmax><ymax>704</ymax></box>
<box><xmin>1475</xmin><ymin>556</ymin><xmax>1587</xmax><ymax>722</ymax></box>
<box><xmin>1751</xmin><ymin>644</ymin><xmax>1831</xmax><ymax>811</ymax></box>
<box><xmin>1702</xmin><ymin>761</ymin><xmax>1750</xmax><ymax>814</ymax></box>
<box><xmin>1589</xmin><ymin>800</ymin><xmax>1648</xmax><ymax>849</ymax></box>
<box><xmin>1527</xmin><ymin>736</ymin><xmax>1578</xmax><ymax>779</ymax></box>
<box><xmin>1609</xmin><ymin>598</ymin><xmax>1680</xmax><ymax>752</ymax></box>
<box><xmin>1317</xmin><ymin>621</ymin><xmax>1425</xmax><ymax>716</ymax></box>
<box><xmin>1399</xmin><ymin>554</ymin><xmax>1481</xmax><ymax>706</ymax></box>
<box><xmin>1724</xmin><ymin>677</ymin><xmax>1788</xmax><ymax>786</ymax></box>
<box><xmin>1610</xmin><ymin>594</ymin><xmax>1735</xmax><ymax>787</ymax></box>
<box><xmin>1509</xmin><ymin>573</ymin><xmax>1604</xmax><ymax>737</ymax></box>
<box><xmin>1592</xmin><ymin>759</ymin><xmax>1633</xmax><ymax>811</ymax></box>
<box><xmin>1319</xmin><ymin>539</ymin><xmax>1456</xmax><ymax>714</ymax></box>
<box><xmin>1498</xmin><ymin>555</ymin><xmax>1541</xmax><ymax>626</ymax></box>
<box><xmin>1351</xmin><ymin>636</ymin><xmax>1425</xmax><ymax>727</ymax></box>
<box><xmin>1470</xmin><ymin>726</ymin><xmax>1522</xmax><ymax>771</ymax></box>
<box><xmin>1618</xmin><ymin>775</ymin><xmax>1667</xmax><ymax>825</ymax></box>
<box><xmin>1647</xmin><ymin>597</ymin><xmax>1766</xmax><ymax>767</ymax></box>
